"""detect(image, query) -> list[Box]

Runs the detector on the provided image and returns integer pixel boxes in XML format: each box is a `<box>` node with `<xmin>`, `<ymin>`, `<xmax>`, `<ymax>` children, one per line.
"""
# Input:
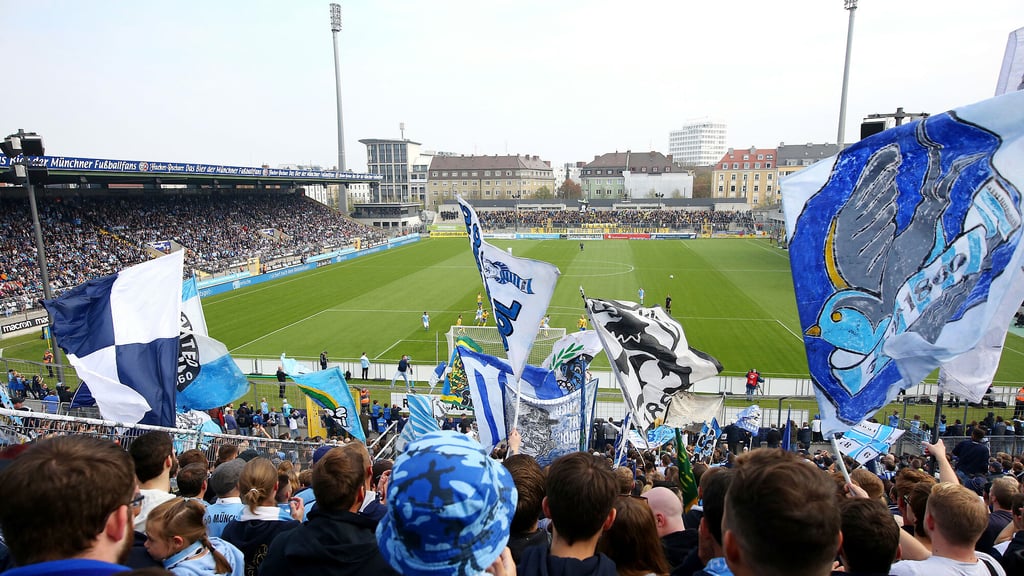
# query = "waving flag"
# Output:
<box><xmin>441</xmin><ymin>335</ymin><xmax>482</xmax><ymax>409</ymax></box>
<box><xmin>834</xmin><ymin>420</ymin><xmax>905</xmax><ymax>465</ymax></box>
<box><xmin>585</xmin><ymin>297</ymin><xmax>722</xmax><ymax>431</ymax></box>
<box><xmin>176</xmin><ymin>278</ymin><xmax>249</xmax><ymax>410</ymax></box>
<box><xmin>459</xmin><ymin>345</ymin><xmax>597</xmax><ymax>462</ymax></box>
<box><xmin>784</xmin><ymin>92</ymin><xmax>1024</xmax><ymax>435</ymax></box>
<box><xmin>503</xmin><ymin>378</ymin><xmax>599</xmax><ymax>467</ymax></box>
<box><xmin>675</xmin><ymin>428</ymin><xmax>699</xmax><ymax>512</ymax></box>
<box><xmin>458</xmin><ymin>346</ymin><xmax>565</xmax><ymax>401</ymax></box>
<box><xmin>458</xmin><ymin>196</ymin><xmax>561</xmax><ymax>382</ymax></box>
<box><xmin>283</xmin><ymin>363</ymin><xmax>364</xmax><ymax>442</ymax></box>
<box><xmin>693</xmin><ymin>418</ymin><xmax>722</xmax><ymax>462</ymax></box>
<box><xmin>542</xmin><ymin>330</ymin><xmax>603</xmax><ymax>394</ymax></box>
<box><xmin>427</xmin><ymin>362</ymin><xmax>447</xmax><ymax>391</ymax></box>
<box><xmin>735</xmin><ymin>405</ymin><xmax>762</xmax><ymax>435</ymax></box>
<box><xmin>663</xmin><ymin>391</ymin><xmax>725</xmax><ymax>430</ymax></box>
<box><xmin>44</xmin><ymin>251</ymin><xmax>184</xmax><ymax>426</ymax></box>
<box><xmin>398</xmin><ymin>394</ymin><xmax>441</xmax><ymax>448</ymax></box>
<box><xmin>280</xmin><ymin>353</ymin><xmax>310</xmax><ymax>376</ymax></box>
<box><xmin>781</xmin><ymin>407</ymin><xmax>793</xmax><ymax>452</ymax></box>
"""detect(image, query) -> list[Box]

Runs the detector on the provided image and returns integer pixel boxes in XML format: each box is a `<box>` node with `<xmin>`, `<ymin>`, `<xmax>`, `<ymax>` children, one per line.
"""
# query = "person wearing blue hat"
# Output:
<box><xmin>376</xmin><ymin>430</ymin><xmax>518</xmax><ymax>576</ymax></box>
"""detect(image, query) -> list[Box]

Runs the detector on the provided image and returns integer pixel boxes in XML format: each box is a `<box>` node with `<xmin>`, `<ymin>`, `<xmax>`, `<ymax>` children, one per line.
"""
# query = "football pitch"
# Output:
<box><xmin>198</xmin><ymin>236</ymin><xmax>1024</xmax><ymax>385</ymax></box>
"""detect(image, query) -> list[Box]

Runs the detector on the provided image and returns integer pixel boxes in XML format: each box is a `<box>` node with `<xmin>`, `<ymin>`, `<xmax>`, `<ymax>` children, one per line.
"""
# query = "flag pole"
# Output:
<box><xmin>830</xmin><ymin>434</ymin><xmax>852</xmax><ymax>485</ymax></box>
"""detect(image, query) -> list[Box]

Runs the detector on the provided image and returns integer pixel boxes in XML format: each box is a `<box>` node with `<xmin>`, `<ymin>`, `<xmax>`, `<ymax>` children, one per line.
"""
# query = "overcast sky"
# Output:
<box><xmin>3</xmin><ymin>1</ymin><xmax>1021</xmax><ymax>171</ymax></box>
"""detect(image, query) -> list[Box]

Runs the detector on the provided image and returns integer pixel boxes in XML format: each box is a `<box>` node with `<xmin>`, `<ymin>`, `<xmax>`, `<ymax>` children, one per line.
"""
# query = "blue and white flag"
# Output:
<box><xmin>781</xmin><ymin>407</ymin><xmax>793</xmax><ymax>452</ymax></box>
<box><xmin>834</xmin><ymin>420</ymin><xmax>905</xmax><ymax>465</ymax></box>
<box><xmin>694</xmin><ymin>418</ymin><xmax>722</xmax><ymax>462</ymax></box>
<box><xmin>645</xmin><ymin>425</ymin><xmax>677</xmax><ymax>449</ymax></box>
<box><xmin>502</xmin><ymin>378</ymin><xmax>599</xmax><ymax>467</ymax></box>
<box><xmin>585</xmin><ymin>297</ymin><xmax>723</xmax><ymax>432</ymax></box>
<box><xmin>458</xmin><ymin>196</ymin><xmax>561</xmax><ymax>382</ymax></box>
<box><xmin>44</xmin><ymin>251</ymin><xmax>184</xmax><ymax>426</ymax></box>
<box><xmin>280</xmin><ymin>353</ymin><xmax>310</xmax><ymax>376</ymax></box>
<box><xmin>176</xmin><ymin>278</ymin><xmax>249</xmax><ymax>410</ymax></box>
<box><xmin>458</xmin><ymin>346</ymin><xmax>565</xmax><ymax>400</ymax></box>
<box><xmin>735</xmin><ymin>405</ymin><xmax>761</xmax><ymax>436</ymax></box>
<box><xmin>428</xmin><ymin>362</ymin><xmax>447</xmax><ymax>390</ymax></box>
<box><xmin>181</xmin><ymin>276</ymin><xmax>207</xmax><ymax>336</ymax></box>
<box><xmin>459</xmin><ymin>345</ymin><xmax>597</xmax><ymax>462</ymax></box>
<box><xmin>542</xmin><ymin>330</ymin><xmax>603</xmax><ymax>394</ymax></box>
<box><xmin>283</xmin><ymin>363</ymin><xmax>364</xmax><ymax>442</ymax></box>
<box><xmin>783</xmin><ymin>91</ymin><xmax>1024</xmax><ymax>435</ymax></box>
<box><xmin>399</xmin><ymin>394</ymin><xmax>442</xmax><ymax>449</ymax></box>
<box><xmin>614</xmin><ymin>413</ymin><xmax>632</xmax><ymax>466</ymax></box>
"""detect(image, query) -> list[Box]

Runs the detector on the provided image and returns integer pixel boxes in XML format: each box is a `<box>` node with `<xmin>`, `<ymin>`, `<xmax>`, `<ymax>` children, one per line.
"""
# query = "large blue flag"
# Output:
<box><xmin>781</xmin><ymin>407</ymin><xmax>792</xmax><ymax>452</ymax></box>
<box><xmin>44</xmin><ymin>251</ymin><xmax>184</xmax><ymax>426</ymax></box>
<box><xmin>783</xmin><ymin>91</ymin><xmax>1024</xmax><ymax>434</ymax></box>
<box><xmin>284</xmin><ymin>364</ymin><xmax>364</xmax><ymax>442</ymax></box>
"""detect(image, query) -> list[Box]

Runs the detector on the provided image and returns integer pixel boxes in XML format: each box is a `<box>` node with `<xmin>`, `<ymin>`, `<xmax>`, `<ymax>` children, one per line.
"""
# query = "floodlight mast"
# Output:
<box><xmin>330</xmin><ymin>3</ymin><xmax>347</xmax><ymax>210</ymax></box>
<box><xmin>1</xmin><ymin>130</ymin><xmax>63</xmax><ymax>381</ymax></box>
<box><xmin>836</xmin><ymin>0</ymin><xmax>858</xmax><ymax>147</ymax></box>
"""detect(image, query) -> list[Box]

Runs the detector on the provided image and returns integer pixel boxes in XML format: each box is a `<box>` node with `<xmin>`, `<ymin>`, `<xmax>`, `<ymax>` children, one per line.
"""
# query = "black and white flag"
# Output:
<box><xmin>585</xmin><ymin>298</ymin><xmax>722</xmax><ymax>431</ymax></box>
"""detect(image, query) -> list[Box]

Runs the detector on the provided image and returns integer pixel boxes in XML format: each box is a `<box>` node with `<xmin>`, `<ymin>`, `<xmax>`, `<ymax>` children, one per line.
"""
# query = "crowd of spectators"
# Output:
<box><xmin>0</xmin><ymin>193</ymin><xmax>389</xmax><ymax>311</ymax></box>
<box><xmin>451</xmin><ymin>208</ymin><xmax>757</xmax><ymax>232</ymax></box>
<box><xmin>5</xmin><ymin>403</ymin><xmax>1024</xmax><ymax>575</ymax></box>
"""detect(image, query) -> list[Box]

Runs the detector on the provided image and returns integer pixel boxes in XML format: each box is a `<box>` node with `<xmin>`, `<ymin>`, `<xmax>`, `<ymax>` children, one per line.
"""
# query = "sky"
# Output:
<box><xmin>3</xmin><ymin>0</ymin><xmax>1022</xmax><ymax>172</ymax></box>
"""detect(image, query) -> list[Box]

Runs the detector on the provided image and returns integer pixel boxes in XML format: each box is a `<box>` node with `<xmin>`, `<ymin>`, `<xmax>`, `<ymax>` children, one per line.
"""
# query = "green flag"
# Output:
<box><xmin>675</xmin><ymin>428</ymin><xmax>699</xmax><ymax>512</ymax></box>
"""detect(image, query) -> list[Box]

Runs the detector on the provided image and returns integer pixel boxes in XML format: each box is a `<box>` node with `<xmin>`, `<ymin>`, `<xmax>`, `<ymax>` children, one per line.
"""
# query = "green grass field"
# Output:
<box><xmin>3</xmin><ymin>236</ymin><xmax>1023</xmax><ymax>424</ymax></box>
<box><xmin>5</xmin><ymin>237</ymin><xmax>1023</xmax><ymax>382</ymax></box>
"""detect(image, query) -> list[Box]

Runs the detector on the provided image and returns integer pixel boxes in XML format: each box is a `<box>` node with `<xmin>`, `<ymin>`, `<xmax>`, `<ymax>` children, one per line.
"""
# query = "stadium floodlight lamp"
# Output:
<box><xmin>1</xmin><ymin>130</ymin><xmax>45</xmax><ymax>158</ymax></box>
<box><xmin>329</xmin><ymin>3</ymin><xmax>342</xmax><ymax>32</ymax></box>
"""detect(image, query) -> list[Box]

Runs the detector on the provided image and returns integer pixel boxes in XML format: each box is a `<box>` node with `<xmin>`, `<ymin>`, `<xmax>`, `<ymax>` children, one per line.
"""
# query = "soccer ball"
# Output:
<box><xmin>669</xmin><ymin>274</ymin><xmax>674</xmax><ymax>279</ymax></box>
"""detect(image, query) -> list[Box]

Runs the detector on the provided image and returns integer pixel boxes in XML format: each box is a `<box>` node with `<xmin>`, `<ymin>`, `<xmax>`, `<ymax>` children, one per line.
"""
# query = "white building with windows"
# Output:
<box><xmin>668</xmin><ymin>119</ymin><xmax>728</xmax><ymax>167</ymax></box>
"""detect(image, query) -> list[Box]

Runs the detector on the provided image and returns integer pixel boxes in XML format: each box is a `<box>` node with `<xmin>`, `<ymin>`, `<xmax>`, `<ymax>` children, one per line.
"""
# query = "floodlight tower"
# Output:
<box><xmin>330</xmin><ymin>3</ymin><xmax>346</xmax><ymax>174</ymax></box>
<box><xmin>836</xmin><ymin>0</ymin><xmax>858</xmax><ymax>147</ymax></box>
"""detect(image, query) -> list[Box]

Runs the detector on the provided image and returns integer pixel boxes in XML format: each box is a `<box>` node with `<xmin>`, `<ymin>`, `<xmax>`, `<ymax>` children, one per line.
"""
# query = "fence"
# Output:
<box><xmin>0</xmin><ymin>407</ymin><xmax>398</xmax><ymax>467</ymax></box>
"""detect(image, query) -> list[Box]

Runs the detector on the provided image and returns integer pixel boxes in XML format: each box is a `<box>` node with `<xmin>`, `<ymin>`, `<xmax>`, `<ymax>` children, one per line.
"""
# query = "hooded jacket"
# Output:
<box><xmin>257</xmin><ymin>508</ymin><xmax>397</xmax><ymax>576</ymax></box>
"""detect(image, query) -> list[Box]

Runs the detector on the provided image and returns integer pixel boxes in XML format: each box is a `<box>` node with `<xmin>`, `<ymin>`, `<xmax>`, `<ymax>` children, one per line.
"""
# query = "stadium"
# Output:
<box><xmin>2</xmin><ymin>153</ymin><xmax>1022</xmax><ymax>450</ymax></box>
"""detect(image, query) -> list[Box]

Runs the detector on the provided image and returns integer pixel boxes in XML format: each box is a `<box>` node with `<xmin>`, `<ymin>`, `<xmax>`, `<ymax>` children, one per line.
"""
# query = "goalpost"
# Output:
<box><xmin>445</xmin><ymin>325</ymin><xmax>567</xmax><ymax>367</ymax></box>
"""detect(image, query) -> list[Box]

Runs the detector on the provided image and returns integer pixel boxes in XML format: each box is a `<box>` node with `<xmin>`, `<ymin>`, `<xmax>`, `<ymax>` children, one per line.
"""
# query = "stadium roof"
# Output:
<box><xmin>0</xmin><ymin>154</ymin><xmax>382</xmax><ymax>186</ymax></box>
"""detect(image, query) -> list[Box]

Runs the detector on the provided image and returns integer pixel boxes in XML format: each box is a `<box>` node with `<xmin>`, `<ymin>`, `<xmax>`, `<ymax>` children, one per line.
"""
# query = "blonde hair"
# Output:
<box><xmin>927</xmin><ymin>482</ymin><xmax>989</xmax><ymax>546</ymax></box>
<box><xmin>239</xmin><ymin>458</ymin><xmax>278</xmax><ymax>512</ymax></box>
<box><xmin>148</xmin><ymin>498</ymin><xmax>233</xmax><ymax>574</ymax></box>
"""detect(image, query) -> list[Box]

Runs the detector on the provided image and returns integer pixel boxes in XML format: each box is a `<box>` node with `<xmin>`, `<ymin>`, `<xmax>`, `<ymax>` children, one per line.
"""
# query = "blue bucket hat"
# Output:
<box><xmin>376</xmin><ymin>430</ymin><xmax>517</xmax><ymax>576</ymax></box>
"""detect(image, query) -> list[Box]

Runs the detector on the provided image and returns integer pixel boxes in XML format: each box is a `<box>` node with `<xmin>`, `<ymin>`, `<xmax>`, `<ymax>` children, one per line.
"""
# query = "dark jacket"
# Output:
<box><xmin>258</xmin><ymin>508</ymin><xmax>397</xmax><ymax>576</ymax></box>
<box><xmin>517</xmin><ymin>546</ymin><xmax>617</xmax><ymax>576</ymax></box>
<box><xmin>1000</xmin><ymin>529</ymin><xmax>1024</xmax><ymax>575</ymax></box>
<box><xmin>508</xmin><ymin>529</ymin><xmax>552</xmax><ymax>565</ymax></box>
<box><xmin>222</xmin><ymin>518</ymin><xmax>300</xmax><ymax>576</ymax></box>
<box><xmin>661</xmin><ymin>529</ymin><xmax>699</xmax><ymax>570</ymax></box>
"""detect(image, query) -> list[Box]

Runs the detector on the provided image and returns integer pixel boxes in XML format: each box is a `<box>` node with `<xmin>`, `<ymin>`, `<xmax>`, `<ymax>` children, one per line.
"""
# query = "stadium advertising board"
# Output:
<box><xmin>517</xmin><ymin>233</ymin><xmax>561</xmax><ymax>240</ymax></box>
<box><xmin>652</xmin><ymin>232</ymin><xmax>698</xmax><ymax>239</ymax></box>
<box><xmin>604</xmin><ymin>233</ymin><xmax>650</xmax><ymax>240</ymax></box>
<box><xmin>0</xmin><ymin>155</ymin><xmax>382</xmax><ymax>182</ymax></box>
<box><xmin>1</xmin><ymin>316</ymin><xmax>48</xmax><ymax>335</ymax></box>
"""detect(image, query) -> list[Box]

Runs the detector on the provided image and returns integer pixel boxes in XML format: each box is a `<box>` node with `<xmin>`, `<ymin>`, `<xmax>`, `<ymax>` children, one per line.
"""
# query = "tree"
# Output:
<box><xmin>534</xmin><ymin>186</ymin><xmax>553</xmax><ymax>199</ymax></box>
<box><xmin>692</xmin><ymin>166</ymin><xmax>713</xmax><ymax>198</ymax></box>
<box><xmin>557</xmin><ymin>178</ymin><xmax>582</xmax><ymax>200</ymax></box>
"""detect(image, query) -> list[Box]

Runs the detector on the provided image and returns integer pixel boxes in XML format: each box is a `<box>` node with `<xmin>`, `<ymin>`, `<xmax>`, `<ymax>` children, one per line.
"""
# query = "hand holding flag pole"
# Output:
<box><xmin>830</xmin><ymin>435</ymin><xmax>852</xmax><ymax>485</ymax></box>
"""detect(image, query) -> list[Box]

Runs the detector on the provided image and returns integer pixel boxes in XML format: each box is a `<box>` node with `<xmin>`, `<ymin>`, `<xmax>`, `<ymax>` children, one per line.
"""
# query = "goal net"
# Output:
<box><xmin>445</xmin><ymin>325</ymin><xmax>567</xmax><ymax>368</ymax></box>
